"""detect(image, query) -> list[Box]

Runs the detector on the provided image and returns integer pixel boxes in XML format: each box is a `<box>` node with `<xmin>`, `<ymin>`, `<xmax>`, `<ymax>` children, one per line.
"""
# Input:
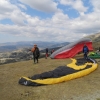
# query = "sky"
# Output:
<box><xmin>0</xmin><ymin>0</ymin><xmax>100</xmax><ymax>43</ymax></box>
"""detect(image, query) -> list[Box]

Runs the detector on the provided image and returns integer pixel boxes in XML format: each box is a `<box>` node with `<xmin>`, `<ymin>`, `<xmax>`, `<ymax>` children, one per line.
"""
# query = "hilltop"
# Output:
<box><xmin>0</xmin><ymin>41</ymin><xmax>69</xmax><ymax>53</ymax></box>
<box><xmin>84</xmin><ymin>32</ymin><xmax>100</xmax><ymax>50</ymax></box>
<box><xmin>85</xmin><ymin>32</ymin><xmax>100</xmax><ymax>42</ymax></box>
<box><xmin>0</xmin><ymin>33</ymin><xmax>100</xmax><ymax>100</ymax></box>
<box><xmin>0</xmin><ymin>57</ymin><xmax>100</xmax><ymax>100</ymax></box>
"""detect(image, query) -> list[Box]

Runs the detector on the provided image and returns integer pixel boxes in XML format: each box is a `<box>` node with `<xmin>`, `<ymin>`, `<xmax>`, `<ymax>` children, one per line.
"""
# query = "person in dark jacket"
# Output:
<box><xmin>31</xmin><ymin>44</ymin><xmax>40</xmax><ymax>63</ymax></box>
<box><xmin>83</xmin><ymin>44</ymin><xmax>89</xmax><ymax>59</ymax></box>
<box><xmin>45</xmin><ymin>48</ymin><xmax>48</xmax><ymax>59</ymax></box>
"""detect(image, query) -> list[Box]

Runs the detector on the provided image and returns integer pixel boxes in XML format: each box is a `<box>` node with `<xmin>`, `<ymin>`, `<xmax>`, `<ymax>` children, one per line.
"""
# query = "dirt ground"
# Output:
<box><xmin>0</xmin><ymin>57</ymin><xmax>100</xmax><ymax>100</ymax></box>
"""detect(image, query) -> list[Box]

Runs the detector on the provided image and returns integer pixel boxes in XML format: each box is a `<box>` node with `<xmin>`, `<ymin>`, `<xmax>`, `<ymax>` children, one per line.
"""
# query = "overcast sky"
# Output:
<box><xmin>0</xmin><ymin>0</ymin><xmax>100</xmax><ymax>43</ymax></box>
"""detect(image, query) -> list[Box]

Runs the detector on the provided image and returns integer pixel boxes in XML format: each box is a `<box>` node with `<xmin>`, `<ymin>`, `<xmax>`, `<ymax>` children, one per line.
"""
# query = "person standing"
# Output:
<box><xmin>31</xmin><ymin>44</ymin><xmax>40</xmax><ymax>63</ymax></box>
<box><xmin>83</xmin><ymin>44</ymin><xmax>89</xmax><ymax>59</ymax></box>
<box><xmin>51</xmin><ymin>49</ymin><xmax>54</xmax><ymax>54</ymax></box>
<box><xmin>45</xmin><ymin>48</ymin><xmax>48</xmax><ymax>59</ymax></box>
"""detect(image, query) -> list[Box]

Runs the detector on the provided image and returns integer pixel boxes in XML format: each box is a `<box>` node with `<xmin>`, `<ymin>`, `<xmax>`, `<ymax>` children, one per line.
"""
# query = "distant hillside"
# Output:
<box><xmin>85</xmin><ymin>32</ymin><xmax>100</xmax><ymax>42</ymax></box>
<box><xmin>0</xmin><ymin>46</ymin><xmax>17</xmax><ymax>52</ymax></box>
<box><xmin>47</xmin><ymin>42</ymin><xmax>69</xmax><ymax>48</ymax></box>
<box><xmin>0</xmin><ymin>41</ymin><xmax>63</xmax><ymax>53</ymax></box>
<box><xmin>0</xmin><ymin>42</ymin><xmax>70</xmax><ymax>64</ymax></box>
<box><xmin>84</xmin><ymin>32</ymin><xmax>100</xmax><ymax>50</ymax></box>
<box><xmin>1</xmin><ymin>32</ymin><xmax>100</xmax><ymax>65</ymax></box>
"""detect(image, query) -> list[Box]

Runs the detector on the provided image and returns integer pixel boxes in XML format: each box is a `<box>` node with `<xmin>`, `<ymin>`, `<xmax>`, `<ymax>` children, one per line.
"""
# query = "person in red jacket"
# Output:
<box><xmin>31</xmin><ymin>44</ymin><xmax>40</xmax><ymax>63</ymax></box>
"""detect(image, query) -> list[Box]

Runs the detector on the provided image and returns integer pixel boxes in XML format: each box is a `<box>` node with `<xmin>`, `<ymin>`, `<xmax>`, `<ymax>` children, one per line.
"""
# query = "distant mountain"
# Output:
<box><xmin>0</xmin><ymin>45</ymin><xmax>17</xmax><ymax>52</ymax></box>
<box><xmin>0</xmin><ymin>41</ymin><xmax>70</xmax><ymax>64</ymax></box>
<box><xmin>0</xmin><ymin>41</ymin><xmax>64</xmax><ymax>53</ymax></box>
<box><xmin>0</xmin><ymin>32</ymin><xmax>100</xmax><ymax>64</ymax></box>
<box><xmin>40</xmin><ymin>42</ymin><xmax>70</xmax><ymax>53</ymax></box>
<box><xmin>47</xmin><ymin>42</ymin><xmax>69</xmax><ymax>48</ymax></box>
<box><xmin>1</xmin><ymin>32</ymin><xmax>100</xmax><ymax>65</ymax></box>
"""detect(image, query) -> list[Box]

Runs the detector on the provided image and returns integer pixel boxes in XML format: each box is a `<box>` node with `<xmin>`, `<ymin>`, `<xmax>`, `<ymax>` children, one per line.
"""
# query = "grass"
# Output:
<box><xmin>0</xmin><ymin>55</ymin><xmax>100</xmax><ymax>100</ymax></box>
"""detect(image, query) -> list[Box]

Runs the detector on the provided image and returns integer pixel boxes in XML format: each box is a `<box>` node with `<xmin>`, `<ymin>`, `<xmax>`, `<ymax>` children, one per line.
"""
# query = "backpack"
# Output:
<box><xmin>35</xmin><ymin>48</ymin><xmax>40</xmax><ymax>57</ymax></box>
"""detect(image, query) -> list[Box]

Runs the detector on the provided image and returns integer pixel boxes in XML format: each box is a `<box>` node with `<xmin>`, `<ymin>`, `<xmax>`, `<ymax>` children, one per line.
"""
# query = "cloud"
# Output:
<box><xmin>19</xmin><ymin>0</ymin><xmax>60</xmax><ymax>13</ymax></box>
<box><xmin>60</xmin><ymin>0</ymin><xmax>88</xmax><ymax>16</ymax></box>
<box><xmin>0</xmin><ymin>0</ymin><xmax>27</xmax><ymax>25</ymax></box>
<box><xmin>0</xmin><ymin>0</ymin><xmax>100</xmax><ymax>43</ymax></box>
<box><xmin>52</xmin><ymin>12</ymin><xmax>69</xmax><ymax>24</ymax></box>
<box><xmin>18</xmin><ymin>4</ymin><xmax>27</xmax><ymax>10</ymax></box>
<box><xmin>0</xmin><ymin>24</ymin><xmax>21</xmax><ymax>35</ymax></box>
<box><xmin>90</xmin><ymin>0</ymin><xmax>100</xmax><ymax>12</ymax></box>
<box><xmin>0</xmin><ymin>0</ymin><xmax>18</xmax><ymax>19</ymax></box>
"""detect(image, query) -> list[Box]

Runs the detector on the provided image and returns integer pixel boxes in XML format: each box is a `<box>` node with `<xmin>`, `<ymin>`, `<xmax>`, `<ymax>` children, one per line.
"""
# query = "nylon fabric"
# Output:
<box><xmin>19</xmin><ymin>58</ymin><xmax>98</xmax><ymax>86</ymax></box>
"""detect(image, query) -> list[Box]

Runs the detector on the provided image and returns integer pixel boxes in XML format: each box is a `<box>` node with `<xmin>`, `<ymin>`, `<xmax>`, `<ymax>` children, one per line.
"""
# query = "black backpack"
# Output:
<box><xmin>35</xmin><ymin>48</ymin><xmax>40</xmax><ymax>57</ymax></box>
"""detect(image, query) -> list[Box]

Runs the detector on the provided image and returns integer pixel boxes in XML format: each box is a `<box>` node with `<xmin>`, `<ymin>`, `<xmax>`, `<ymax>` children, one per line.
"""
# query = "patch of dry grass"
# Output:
<box><xmin>0</xmin><ymin>57</ymin><xmax>100</xmax><ymax>100</ymax></box>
